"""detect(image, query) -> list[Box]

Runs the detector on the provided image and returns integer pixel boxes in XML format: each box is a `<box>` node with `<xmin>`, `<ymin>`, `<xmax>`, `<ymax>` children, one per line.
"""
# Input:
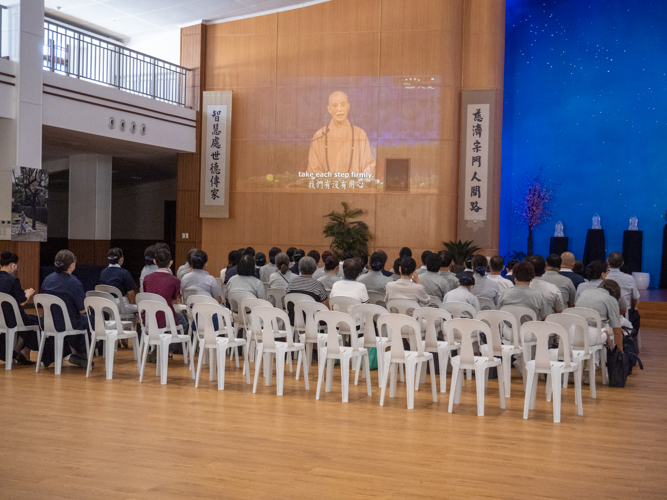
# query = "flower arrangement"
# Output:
<box><xmin>512</xmin><ymin>169</ymin><xmax>557</xmax><ymax>255</ymax></box>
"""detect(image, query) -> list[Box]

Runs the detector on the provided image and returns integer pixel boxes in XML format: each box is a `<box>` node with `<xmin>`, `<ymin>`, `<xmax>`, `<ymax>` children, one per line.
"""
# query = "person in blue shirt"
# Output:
<box><xmin>100</xmin><ymin>247</ymin><xmax>137</xmax><ymax>314</ymax></box>
<box><xmin>40</xmin><ymin>250</ymin><xmax>92</xmax><ymax>369</ymax></box>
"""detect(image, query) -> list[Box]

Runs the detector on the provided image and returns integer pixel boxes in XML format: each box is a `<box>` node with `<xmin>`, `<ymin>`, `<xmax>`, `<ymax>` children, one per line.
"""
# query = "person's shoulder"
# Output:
<box><xmin>312</xmin><ymin>126</ymin><xmax>327</xmax><ymax>141</ymax></box>
<box><xmin>353</xmin><ymin>125</ymin><xmax>369</xmax><ymax>139</ymax></box>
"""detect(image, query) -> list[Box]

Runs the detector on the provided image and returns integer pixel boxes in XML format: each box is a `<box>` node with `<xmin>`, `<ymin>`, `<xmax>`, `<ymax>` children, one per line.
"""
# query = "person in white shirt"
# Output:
<box><xmin>487</xmin><ymin>255</ymin><xmax>514</xmax><ymax>292</ymax></box>
<box><xmin>607</xmin><ymin>252</ymin><xmax>640</xmax><ymax>310</ymax></box>
<box><xmin>330</xmin><ymin>258</ymin><xmax>369</xmax><ymax>303</ymax></box>
<box><xmin>525</xmin><ymin>255</ymin><xmax>564</xmax><ymax>315</ymax></box>
<box><xmin>443</xmin><ymin>274</ymin><xmax>480</xmax><ymax>311</ymax></box>
<box><xmin>575</xmin><ymin>279</ymin><xmax>624</xmax><ymax>350</ymax></box>
<box><xmin>384</xmin><ymin>257</ymin><xmax>430</xmax><ymax>306</ymax></box>
<box><xmin>542</xmin><ymin>253</ymin><xmax>576</xmax><ymax>307</ymax></box>
<box><xmin>470</xmin><ymin>254</ymin><xmax>500</xmax><ymax>306</ymax></box>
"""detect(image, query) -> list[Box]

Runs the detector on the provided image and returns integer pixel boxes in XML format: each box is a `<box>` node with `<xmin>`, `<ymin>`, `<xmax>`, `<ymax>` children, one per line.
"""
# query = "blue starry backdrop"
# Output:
<box><xmin>501</xmin><ymin>0</ymin><xmax>667</xmax><ymax>287</ymax></box>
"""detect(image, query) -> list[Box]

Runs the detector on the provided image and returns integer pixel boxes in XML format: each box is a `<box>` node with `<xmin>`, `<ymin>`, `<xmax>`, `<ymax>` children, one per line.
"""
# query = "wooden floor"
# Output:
<box><xmin>1</xmin><ymin>331</ymin><xmax>667</xmax><ymax>499</ymax></box>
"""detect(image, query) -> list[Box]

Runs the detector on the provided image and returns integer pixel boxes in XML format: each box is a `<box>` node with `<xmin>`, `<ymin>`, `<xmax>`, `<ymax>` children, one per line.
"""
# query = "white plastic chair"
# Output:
<box><xmin>446</xmin><ymin>319</ymin><xmax>505</xmax><ymax>416</ymax></box>
<box><xmin>440</xmin><ymin>301</ymin><xmax>477</xmax><ymax>319</ymax></box>
<box><xmin>478</xmin><ymin>297</ymin><xmax>497</xmax><ymax>310</ymax></box>
<box><xmin>192</xmin><ymin>302</ymin><xmax>249</xmax><ymax>390</ymax></box>
<box><xmin>228</xmin><ymin>291</ymin><xmax>255</xmax><ymax>340</ymax></box>
<box><xmin>521</xmin><ymin>321</ymin><xmax>583</xmax><ymax>423</ymax></box>
<box><xmin>475</xmin><ymin>310</ymin><xmax>523</xmax><ymax>397</ymax></box>
<box><xmin>266</xmin><ymin>287</ymin><xmax>286</xmax><ymax>309</ymax></box>
<box><xmin>546</xmin><ymin>313</ymin><xmax>596</xmax><ymax>399</ymax></box>
<box><xmin>84</xmin><ymin>296</ymin><xmax>139</xmax><ymax>379</ymax></box>
<box><xmin>284</xmin><ymin>293</ymin><xmax>316</xmax><ymax>346</ymax></box>
<box><xmin>367</xmin><ymin>291</ymin><xmax>386</xmax><ymax>307</ymax></box>
<box><xmin>352</xmin><ymin>303</ymin><xmax>389</xmax><ymax>387</ymax></box>
<box><xmin>34</xmin><ymin>294</ymin><xmax>90</xmax><ymax>375</ymax></box>
<box><xmin>187</xmin><ymin>295</ymin><xmax>219</xmax><ymax>360</ymax></box>
<box><xmin>0</xmin><ymin>293</ymin><xmax>40</xmax><ymax>370</ymax></box>
<box><xmin>182</xmin><ymin>287</ymin><xmax>212</xmax><ymax>303</ymax></box>
<box><xmin>413</xmin><ymin>307</ymin><xmax>453</xmax><ymax>393</ymax></box>
<box><xmin>95</xmin><ymin>284</ymin><xmax>138</xmax><ymax>327</ymax></box>
<box><xmin>564</xmin><ymin>307</ymin><xmax>607</xmax><ymax>385</ymax></box>
<box><xmin>251</xmin><ymin>307</ymin><xmax>308</xmax><ymax>396</ymax></box>
<box><xmin>500</xmin><ymin>305</ymin><xmax>538</xmax><ymax>362</ymax></box>
<box><xmin>294</xmin><ymin>301</ymin><xmax>330</xmax><ymax>379</ymax></box>
<box><xmin>427</xmin><ymin>296</ymin><xmax>443</xmax><ymax>308</ymax></box>
<box><xmin>378</xmin><ymin>313</ymin><xmax>437</xmax><ymax>409</ymax></box>
<box><xmin>315</xmin><ymin>311</ymin><xmax>372</xmax><ymax>403</ymax></box>
<box><xmin>329</xmin><ymin>295</ymin><xmax>362</xmax><ymax>314</ymax></box>
<box><xmin>138</xmin><ymin>300</ymin><xmax>194</xmax><ymax>384</ymax></box>
<box><xmin>136</xmin><ymin>292</ymin><xmax>187</xmax><ymax>359</ymax></box>
<box><xmin>242</xmin><ymin>297</ymin><xmax>282</xmax><ymax>366</ymax></box>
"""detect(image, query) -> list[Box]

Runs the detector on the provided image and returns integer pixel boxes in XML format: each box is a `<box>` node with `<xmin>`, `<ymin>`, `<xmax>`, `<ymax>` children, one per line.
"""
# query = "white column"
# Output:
<box><xmin>68</xmin><ymin>155</ymin><xmax>112</xmax><ymax>240</ymax></box>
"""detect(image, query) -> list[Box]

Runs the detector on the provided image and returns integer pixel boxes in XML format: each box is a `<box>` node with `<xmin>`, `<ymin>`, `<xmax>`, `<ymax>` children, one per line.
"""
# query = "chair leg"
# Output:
<box><xmin>106</xmin><ymin>337</ymin><xmax>115</xmax><ymax>380</ymax></box>
<box><xmin>448</xmin><ymin>364</ymin><xmax>459</xmax><ymax>413</ymax></box>
<box><xmin>398</xmin><ymin>363</ymin><xmax>404</xmax><ymax>382</ymax></box>
<box><xmin>405</xmin><ymin>363</ymin><xmax>415</xmax><ymax>410</ymax></box>
<box><xmin>5</xmin><ymin>330</ymin><xmax>15</xmax><ymax>370</ymax></box>
<box><xmin>377</xmin><ymin>346</ymin><xmax>385</xmax><ymax>388</ymax></box>
<box><xmin>389</xmin><ymin>362</ymin><xmax>398</xmax><ymax>399</ymax></box>
<box><xmin>551</xmin><ymin>367</ymin><xmax>562</xmax><ymax>423</ymax></box>
<box><xmin>574</xmin><ymin>368</ymin><xmax>584</xmax><ymax>416</ymax></box>
<box><xmin>160</xmin><ymin>341</ymin><xmax>170</xmax><ymax>385</ymax></box>
<box><xmin>36</xmin><ymin>332</ymin><xmax>47</xmax><ymax>373</ymax></box>
<box><xmin>209</xmin><ymin>346</ymin><xmax>217</xmax><ymax>381</ymax></box>
<box><xmin>523</xmin><ymin>367</ymin><xmax>535</xmax><ymax>419</ymax></box>
<box><xmin>475</xmin><ymin>363</ymin><xmax>486</xmax><ymax>417</ymax></box>
<box><xmin>601</xmin><ymin>347</ymin><xmax>607</xmax><ymax>385</ymax></box>
<box><xmin>353</xmin><ymin>354</ymin><xmax>361</xmax><ymax>386</ymax></box>
<box><xmin>530</xmin><ymin>370</ymin><xmax>538</xmax><ymax>411</ymax></box>
<box><xmin>497</xmin><ymin>362</ymin><xmax>505</xmax><ymax>410</ymax></box>
<box><xmin>316</xmin><ymin>350</ymin><xmax>327</xmax><ymax>400</ymax></box>
<box><xmin>139</xmin><ymin>339</ymin><xmax>149</xmax><ymax>382</ymax></box>
<box><xmin>86</xmin><ymin>333</ymin><xmax>97</xmax><ymax>378</ymax></box>
<box><xmin>219</xmin><ymin>347</ymin><xmax>227</xmax><ymax>390</ymax></box>
<box><xmin>589</xmin><ymin>358</ymin><xmax>596</xmax><ymax>399</ymax></box>
<box><xmin>276</xmin><ymin>350</ymin><xmax>285</xmax><ymax>396</ymax></box>
<box><xmin>341</xmin><ymin>356</ymin><xmax>349</xmax><ymax>403</ymax></box>
<box><xmin>265</xmin><ymin>353</ymin><xmax>273</xmax><ymax>386</ymax></box>
<box><xmin>252</xmin><ymin>345</ymin><xmax>264</xmax><ymax>393</ymax></box>
<box><xmin>363</xmin><ymin>353</ymin><xmax>372</xmax><ymax>396</ymax></box>
<box><xmin>243</xmin><ymin>344</ymin><xmax>250</xmax><ymax>384</ymax></box>
<box><xmin>132</xmin><ymin>336</ymin><xmax>139</xmax><ymax>368</ymax></box>
<box><xmin>325</xmin><ymin>358</ymin><xmax>334</xmax><ymax>393</ymax></box>
<box><xmin>429</xmin><ymin>358</ymin><xmax>437</xmax><ymax>403</ymax></box>
<box><xmin>54</xmin><ymin>334</ymin><xmax>64</xmax><ymax>375</ymax></box>
<box><xmin>195</xmin><ymin>343</ymin><xmax>205</xmax><ymax>388</ymax></box>
<box><xmin>439</xmin><ymin>348</ymin><xmax>448</xmax><ymax>393</ymax></box>
<box><xmin>502</xmin><ymin>351</ymin><xmax>512</xmax><ymax>398</ymax></box>
<box><xmin>298</xmin><ymin>350</ymin><xmax>309</xmax><ymax>390</ymax></box>
<box><xmin>380</xmin><ymin>360</ymin><xmax>391</xmax><ymax>406</ymax></box>
<box><xmin>414</xmin><ymin>361</ymin><xmax>422</xmax><ymax>392</ymax></box>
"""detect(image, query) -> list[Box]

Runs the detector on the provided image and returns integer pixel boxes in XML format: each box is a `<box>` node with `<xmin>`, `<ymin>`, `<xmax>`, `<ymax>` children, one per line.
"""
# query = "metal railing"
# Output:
<box><xmin>0</xmin><ymin>4</ymin><xmax>7</xmax><ymax>59</ymax></box>
<box><xmin>43</xmin><ymin>20</ymin><xmax>188</xmax><ymax>106</ymax></box>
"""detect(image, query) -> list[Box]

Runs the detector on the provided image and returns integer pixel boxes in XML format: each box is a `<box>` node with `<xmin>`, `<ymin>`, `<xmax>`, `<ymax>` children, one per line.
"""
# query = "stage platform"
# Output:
<box><xmin>638</xmin><ymin>289</ymin><xmax>667</xmax><ymax>329</ymax></box>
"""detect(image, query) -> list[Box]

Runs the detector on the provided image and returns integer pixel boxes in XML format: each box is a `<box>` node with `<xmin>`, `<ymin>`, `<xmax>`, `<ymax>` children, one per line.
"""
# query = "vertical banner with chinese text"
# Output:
<box><xmin>457</xmin><ymin>90</ymin><xmax>497</xmax><ymax>248</ymax></box>
<box><xmin>200</xmin><ymin>91</ymin><xmax>232</xmax><ymax>218</ymax></box>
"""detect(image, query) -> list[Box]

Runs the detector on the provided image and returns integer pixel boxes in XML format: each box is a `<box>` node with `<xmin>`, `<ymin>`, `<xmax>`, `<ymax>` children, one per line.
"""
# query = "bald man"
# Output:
<box><xmin>559</xmin><ymin>252</ymin><xmax>585</xmax><ymax>288</ymax></box>
<box><xmin>308</xmin><ymin>91</ymin><xmax>376</xmax><ymax>176</ymax></box>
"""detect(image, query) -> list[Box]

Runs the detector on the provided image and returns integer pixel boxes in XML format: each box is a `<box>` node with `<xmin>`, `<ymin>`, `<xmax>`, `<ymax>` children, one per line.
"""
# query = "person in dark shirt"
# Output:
<box><xmin>39</xmin><ymin>250</ymin><xmax>91</xmax><ymax>369</ymax></box>
<box><xmin>100</xmin><ymin>247</ymin><xmax>137</xmax><ymax>313</ymax></box>
<box><xmin>0</xmin><ymin>250</ymin><xmax>40</xmax><ymax>365</ymax></box>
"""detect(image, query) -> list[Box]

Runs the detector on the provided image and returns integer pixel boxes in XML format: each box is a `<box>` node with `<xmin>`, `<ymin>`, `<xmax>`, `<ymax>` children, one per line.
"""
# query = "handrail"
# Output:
<box><xmin>43</xmin><ymin>19</ymin><xmax>188</xmax><ymax>106</ymax></box>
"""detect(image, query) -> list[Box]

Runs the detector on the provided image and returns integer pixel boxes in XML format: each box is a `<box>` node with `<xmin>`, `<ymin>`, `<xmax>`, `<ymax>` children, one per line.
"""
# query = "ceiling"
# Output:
<box><xmin>44</xmin><ymin>0</ymin><xmax>329</xmax><ymax>42</ymax></box>
<box><xmin>43</xmin><ymin>125</ymin><xmax>178</xmax><ymax>189</ymax></box>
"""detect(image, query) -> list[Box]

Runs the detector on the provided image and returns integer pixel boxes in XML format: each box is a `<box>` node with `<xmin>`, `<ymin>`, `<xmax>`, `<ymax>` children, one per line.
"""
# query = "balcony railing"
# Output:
<box><xmin>43</xmin><ymin>20</ymin><xmax>188</xmax><ymax>106</ymax></box>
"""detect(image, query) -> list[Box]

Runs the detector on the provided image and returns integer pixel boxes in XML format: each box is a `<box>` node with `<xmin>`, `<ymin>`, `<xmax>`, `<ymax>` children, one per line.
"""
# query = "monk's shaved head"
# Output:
<box><xmin>328</xmin><ymin>91</ymin><xmax>349</xmax><ymax>105</ymax></box>
<box><xmin>561</xmin><ymin>252</ymin><xmax>575</xmax><ymax>267</ymax></box>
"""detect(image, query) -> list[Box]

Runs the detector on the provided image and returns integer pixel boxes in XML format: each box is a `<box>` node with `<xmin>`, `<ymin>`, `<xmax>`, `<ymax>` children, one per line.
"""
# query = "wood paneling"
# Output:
<box><xmin>68</xmin><ymin>239</ymin><xmax>110</xmax><ymax>266</ymax></box>
<box><xmin>277</xmin><ymin>0</ymin><xmax>381</xmax><ymax>34</ymax></box>
<box><xmin>205</xmin><ymin>34</ymin><xmax>277</xmax><ymax>89</ymax></box>
<box><xmin>207</xmin><ymin>14</ymin><xmax>277</xmax><ymax>36</ymax></box>
<box><xmin>229</xmin><ymin>87</ymin><xmax>276</xmax><ymax>141</ymax></box>
<box><xmin>6</xmin><ymin>241</ymin><xmax>40</xmax><ymax>294</ymax></box>
<box><xmin>381</xmin><ymin>0</ymin><xmax>464</xmax><ymax>32</ymax></box>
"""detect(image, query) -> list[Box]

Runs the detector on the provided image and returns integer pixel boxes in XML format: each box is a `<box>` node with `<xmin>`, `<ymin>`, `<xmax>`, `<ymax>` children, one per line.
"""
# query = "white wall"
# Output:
<box><xmin>127</xmin><ymin>30</ymin><xmax>181</xmax><ymax>66</ymax></box>
<box><xmin>112</xmin><ymin>179</ymin><xmax>177</xmax><ymax>241</ymax></box>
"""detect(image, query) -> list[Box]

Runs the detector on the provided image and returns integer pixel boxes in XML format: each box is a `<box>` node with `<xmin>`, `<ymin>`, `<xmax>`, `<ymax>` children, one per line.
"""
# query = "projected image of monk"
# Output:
<box><xmin>307</xmin><ymin>91</ymin><xmax>376</xmax><ymax>176</ymax></box>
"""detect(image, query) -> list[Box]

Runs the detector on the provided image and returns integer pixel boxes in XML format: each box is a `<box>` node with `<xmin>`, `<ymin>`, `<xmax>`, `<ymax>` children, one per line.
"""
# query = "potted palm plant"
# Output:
<box><xmin>442</xmin><ymin>240</ymin><xmax>480</xmax><ymax>266</ymax></box>
<box><xmin>323</xmin><ymin>202</ymin><xmax>372</xmax><ymax>257</ymax></box>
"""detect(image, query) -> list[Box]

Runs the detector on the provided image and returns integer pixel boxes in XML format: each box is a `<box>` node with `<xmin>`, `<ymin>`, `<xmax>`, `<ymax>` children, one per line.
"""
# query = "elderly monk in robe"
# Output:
<box><xmin>308</xmin><ymin>91</ymin><xmax>376</xmax><ymax>176</ymax></box>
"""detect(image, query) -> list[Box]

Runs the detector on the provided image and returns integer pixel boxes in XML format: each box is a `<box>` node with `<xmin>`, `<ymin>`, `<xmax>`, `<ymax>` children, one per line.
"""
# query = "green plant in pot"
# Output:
<box><xmin>323</xmin><ymin>202</ymin><xmax>372</xmax><ymax>258</ymax></box>
<box><xmin>442</xmin><ymin>240</ymin><xmax>480</xmax><ymax>266</ymax></box>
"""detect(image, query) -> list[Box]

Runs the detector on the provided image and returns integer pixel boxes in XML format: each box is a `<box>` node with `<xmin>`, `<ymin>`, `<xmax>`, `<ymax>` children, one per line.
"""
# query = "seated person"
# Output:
<box><xmin>290</xmin><ymin>249</ymin><xmax>305</xmax><ymax>275</ymax></box>
<box><xmin>607</xmin><ymin>251</ymin><xmax>640</xmax><ymax>311</ymax></box>
<box><xmin>487</xmin><ymin>255</ymin><xmax>514</xmax><ymax>291</ymax></box>
<box><xmin>438</xmin><ymin>251</ymin><xmax>460</xmax><ymax>290</ymax></box>
<box><xmin>497</xmin><ymin>262</ymin><xmax>547</xmax><ymax>320</ymax></box>
<box><xmin>418</xmin><ymin>252</ymin><xmax>453</xmax><ymax>301</ymax></box>
<box><xmin>559</xmin><ymin>252</ymin><xmax>585</xmax><ymax>289</ymax></box>
<box><xmin>376</xmin><ymin>250</ymin><xmax>393</xmax><ymax>277</ymax></box>
<box><xmin>0</xmin><ymin>250</ymin><xmax>39</xmax><ymax>365</ymax></box>
<box><xmin>542</xmin><ymin>253</ymin><xmax>576</xmax><ymax>307</ymax></box>
<box><xmin>330</xmin><ymin>259</ymin><xmax>369</xmax><ymax>304</ymax></box>
<box><xmin>399</xmin><ymin>247</ymin><xmax>412</xmax><ymax>260</ymax></box>
<box><xmin>504</xmin><ymin>259</ymin><xmax>518</xmax><ymax>284</ymax></box>
<box><xmin>255</xmin><ymin>252</ymin><xmax>266</xmax><ymax>272</ymax></box>
<box><xmin>39</xmin><ymin>250</ymin><xmax>91</xmax><ymax>369</ymax></box>
<box><xmin>575</xmin><ymin>279</ymin><xmax>623</xmax><ymax>350</ymax></box>
<box><xmin>177</xmin><ymin>248</ymin><xmax>197</xmax><ymax>280</ymax></box>
<box><xmin>307</xmin><ymin>250</ymin><xmax>322</xmax><ymax>275</ymax></box>
<box><xmin>312</xmin><ymin>250</ymin><xmax>329</xmax><ymax>280</ymax></box>
<box><xmin>260</xmin><ymin>247</ymin><xmax>281</xmax><ymax>283</ymax></box>
<box><xmin>575</xmin><ymin>260</ymin><xmax>629</xmax><ymax>313</ymax></box>
<box><xmin>384</xmin><ymin>257</ymin><xmax>430</xmax><ymax>306</ymax></box>
<box><xmin>225</xmin><ymin>248</ymin><xmax>259</xmax><ymax>283</ymax></box>
<box><xmin>143</xmin><ymin>248</ymin><xmax>189</xmax><ymax>334</ymax></box>
<box><xmin>573</xmin><ymin>260</ymin><xmax>586</xmax><ymax>280</ymax></box>
<box><xmin>316</xmin><ymin>255</ymin><xmax>341</xmax><ymax>293</ymax></box>
<box><xmin>416</xmin><ymin>250</ymin><xmax>432</xmax><ymax>275</ymax></box>
<box><xmin>269</xmin><ymin>252</ymin><xmax>295</xmax><ymax>289</ymax></box>
<box><xmin>139</xmin><ymin>245</ymin><xmax>158</xmax><ymax>293</ymax></box>
<box><xmin>358</xmin><ymin>252</ymin><xmax>392</xmax><ymax>294</ymax></box>
<box><xmin>286</xmin><ymin>256</ymin><xmax>328</xmax><ymax>322</ymax></box>
<box><xmin>179</xmin><ymin>250</ymin><xmax>222</xmax><ymax>304</ymax></box>
<box><xmin>221</xmin><ymin>250</ymin><xmax>239</xmax><ymax>282</ymax></box>
<box><xmin>390</xmin><ymin>257</ymin><xmax>402</xmax><ymax>281</ymax></box>
<box><xmin>525</xmin><ymin>255</ymin><xmax>564</xmax><ymax>315</ymax></box>
<box><xmin>443</xmin><ymin>274</ymin><xmax>480</xmax><ymax>311</ymax></box>
<box><xmin>337</xmin><ymin>251</ymin><xmax>353</xmax><ymax>278</ymax></box>
<box><xmin>100</xmin><ymin>247</ymin><xmax>138</xmax><ymax>313</ymax></box>
<box><xmin>356</xmin><ymin>254</ymin><xmax>369</xmax><ymax>276</ymax></box>
<box><xmin>469</xmin><ymin>254</ymin><xmax>499</xmax><ymax>306</ymax></box>
<box><xmin>227</xmin><ymin>254</ymin><xmax>267</xmax><ymax>300</ymax></box>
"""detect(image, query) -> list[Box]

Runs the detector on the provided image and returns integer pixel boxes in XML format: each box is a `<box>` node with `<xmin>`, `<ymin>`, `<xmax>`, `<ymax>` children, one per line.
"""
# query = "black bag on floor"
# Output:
<box><xmin>606</xmin><ymin>346</ymin><xmax>628</xmax><ymax>387</ymax></box>
<box><xmin>622</xmin><ymin>327</ymin><xmax>643</xmax><ymax>375</ymax></box>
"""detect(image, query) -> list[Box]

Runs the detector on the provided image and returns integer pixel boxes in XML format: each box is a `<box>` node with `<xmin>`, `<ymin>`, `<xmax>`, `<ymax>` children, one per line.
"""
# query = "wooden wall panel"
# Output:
<box><xmin>277</xmin><ymin>0</ymin><xmax>381</xmax><ymax>34</ymax></box>
<box><xmin>207</xmin><ymin>15</ymin><xmax>277</xmax><ymax>36</ymax></box>
<box><xmin>68</xmin><ymin>239</ymin><xmax>109</xmax><ymax>266</ymax></box>
<box><xmin>205</xmin><ymin>35</ymin><xmax>277</xmax><ymax>89</ymax></box>
<box><xmin>229</xmin><ymin>87</ymin><xmax>276</xmax><ymax>141</ymax></box>
<box><xmin>7</xmin><ymin>241</ymin><xmax>40</xmax><ymax>293</ymax></box>
<box><xmin>381</xmin><ymin>0</ymin><xmax>464</xmax><ymax>32</ymax></box>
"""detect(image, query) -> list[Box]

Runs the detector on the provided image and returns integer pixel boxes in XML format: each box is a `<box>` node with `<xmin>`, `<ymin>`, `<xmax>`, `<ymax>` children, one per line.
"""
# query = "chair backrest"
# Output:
<box><xmin>367</xmin><ymin>291</ymin><xmax>386</xmax><ymax>307</ymax></box>
<box><xmin>251</xmin><ymin>306</ymin><xmax>294</xmax><ymax>350</ymax></box>
<box><xmin>427</xmin><ymin>296</ymin><xmax>443</xmax><ymax>308</ymax></box>
<box><xmin>445</xmin><ymin>318</ymin><xmax>493</xmax><ymax>365</ymax></box>
<box><xmin>182</xmin><ymin>287</ymin><xmax>212</xmax><ymax>303</ymax></box>
<box><xmin>84</xmin><ymin>296</ymin><xmax>124</xmax><ymax>337</ymax></box>
<box><xmin>475</xmin><ymin>310</ymin><xmax>520</xmax><ymax>351</ymax></box>
<box><xmin>187</xmin><ymin>295</ymin><xmax>219</xmax><ymax>329</ymax></box>
<box><xmin>136</xmin><ymin>292</ymin><xmax>168</xmax><ymax>306</ymax></box>
<box><xmin>138</xmin><ymin>300</ymin><xmax>180</xmax><ymax>341</ymax></box>
<box><xmin>266</xmin><ymin>287</ymin><xmax>286</xmax><ymax>309</ymax></box>
<box><xmin>413</xmin><ymin>307</ymin><xmax>452</xmax><ymax>351</ymax></box>
<box><xmin>377</xmin><ymin>313</ymin><xmax>424</xmax><ymax>361</ymax></box>
<box><xmin>478</xmin><ymin>297</ymin><xmax>497</xmax><ymax>311</ymax></box>
<box><xmin>440</xmin><ymin>301</ymin><xmax>476</xmax><ymax>319</ymax></box>
<box><xmin>97</xmin><ymin>284</ymin><xmax>133</xmax><ymax>316</ymax></box>
<box><xmin>329</xmin><ymin>295</ymin><xmax>361</xmax><ymax>314</ymax></box>
<box><xmin>240</xmin><ymin>297</ymin><xmax>272</xmax><ymax>332</ymax></box>
<box><xmin>315</xmin><ymin>310</ymin><xmax>358</xmax><ymax>355</ymax></box>
<box><xmin>521</xmin><ymin>321</ymin><xmax>573</xmax><ymax>372</ymax></box>
<box><xmin>294</xmin><ymin>301</ymin><xmax>328</xmax><ymax>342</ymax></box>
<box><xmin>546</xmin><ymin>313</ymin><xmax>590</xmax><ymax>356</ymax></box>
<box><xmin>564</xmin><ymin>307</ymin><xmax>602</xmax><ymax>344</ymax></box>
<box><xmin>284</xmin><ymin>293</ymin><xmax>315</xmax><ymax>318</ymax></box>
<box><xmin>500</xmin><ymin>304</ymin><xmax>537</xmax><ymax>325</ymax></box>
<box><xmin>386</xmin><ymin>298</ymin><xmax>420</xmax><ymax>317</ymax></box>
<box><xmin>193</xmin><ymin>302</ymin><xmax>234</xmax><ymax>344</ymax></box>
<box><xmin>352</xmin><ymin>303</ymin><xmax>388</xmax><ymax>347</ymax></box>
<box><xmin>228</xmin><ymin>291</ymin><xmax>256</xmax><ymax>315</ymax></box>
<box><xmin>0</xmin><ymin>292</ymin><xmax>28</xmax><ymax>330</ymax></box>
<box><xmin>33</xmin><ymin>293</ymin><xmax>76</xmax><ymax>333</ymax></box>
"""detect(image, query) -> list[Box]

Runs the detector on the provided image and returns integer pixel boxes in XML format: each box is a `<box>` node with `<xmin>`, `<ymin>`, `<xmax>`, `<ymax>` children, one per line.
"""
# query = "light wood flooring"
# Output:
<box><xmin>1</xmin><ymin>330</ymin><xmax>666</xmax><ymax>499</ymax></box>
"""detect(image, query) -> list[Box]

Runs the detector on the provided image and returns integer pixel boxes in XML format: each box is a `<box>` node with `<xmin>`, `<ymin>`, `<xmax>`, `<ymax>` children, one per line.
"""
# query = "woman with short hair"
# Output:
<box><xmin>227</xmin><ymin>254</ymin><xmax>266</xmax><ymax>300</ymax></box>
<box><xmin>100</xmin><ymin>247</ymin><xmax>138</xmax><ymax>313</ymax></box>
<box><xmin>180</xmin><ymin>249</ymin><xmax>222</xmax><ymax>303</ymax></box>
<box><xmin>358</xmin><ymin>252</ymin><xmax>392</xmax><ymax>294</ymax></box>
<box><xmin>317</xmin><ymin>255</ymin><xmax>341</xmax><ymax>293</ymax></box>
<box><xmin>443</xmin><ymin>274</ymin><xmax>481</xmax><ymax>311</ymax></box>
<box><xmin>384</xmin><ymin>257</ymin><xmax>430</xmax><ymax>306</ymax></box>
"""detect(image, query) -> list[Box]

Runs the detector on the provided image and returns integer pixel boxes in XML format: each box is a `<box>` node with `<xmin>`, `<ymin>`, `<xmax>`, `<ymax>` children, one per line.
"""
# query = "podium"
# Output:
<box><xmin>583</xmin><ymin>229</ymin><xmax>605</xmax><ymax>267</ymax></box>
<box><xmin>622</xmin><ymin>230</ymin><xmax>643</xmax><ymax>273</ymax></box>
<box><xmin>549</xmin><ymin>237</ymin><xmax>569</xmax><ymax>256</ymax></box>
